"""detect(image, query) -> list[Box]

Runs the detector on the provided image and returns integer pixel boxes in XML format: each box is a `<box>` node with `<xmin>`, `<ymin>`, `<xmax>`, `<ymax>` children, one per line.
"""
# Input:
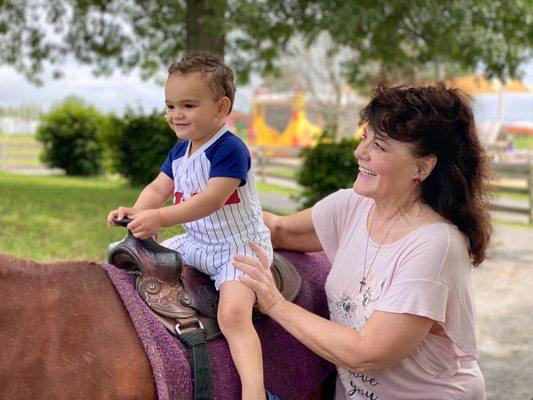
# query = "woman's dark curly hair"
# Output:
<box><xmin>360</xmin><ymin>85</ymin><xmax>492</xmax><ymax>266</ymax></box>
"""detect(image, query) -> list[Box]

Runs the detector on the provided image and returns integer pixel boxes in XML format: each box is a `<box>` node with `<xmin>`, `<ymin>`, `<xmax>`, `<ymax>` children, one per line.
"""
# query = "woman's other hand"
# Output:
<box><xmin>233</xmin><ymin>242</ymin><xmax>284</xmax><ymax>314</ymax></box>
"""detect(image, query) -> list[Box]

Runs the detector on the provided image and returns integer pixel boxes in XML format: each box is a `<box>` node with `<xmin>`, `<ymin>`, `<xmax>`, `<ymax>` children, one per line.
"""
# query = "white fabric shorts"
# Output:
<box><xmin>161</xmin><ymin>233</ymin><xmax>274</xmax><ymax>290</ymax></box>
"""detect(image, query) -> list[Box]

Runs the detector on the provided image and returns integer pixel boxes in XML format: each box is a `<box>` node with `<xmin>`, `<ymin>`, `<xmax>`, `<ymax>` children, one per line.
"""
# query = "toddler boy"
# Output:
<box><xmin>108</xmin><ymin>53</ymin><xmax>275</xmax><ymax>400</ymax></box>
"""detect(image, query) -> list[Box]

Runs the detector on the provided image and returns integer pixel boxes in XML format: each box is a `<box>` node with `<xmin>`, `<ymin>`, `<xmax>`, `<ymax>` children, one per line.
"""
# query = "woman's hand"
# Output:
<box><xmin>233</xmin><ymin>242</ymin><xmax>284</xmax><ymax>314</ymax></box>
<box><xmin>127</xmin><ymin>209</ymin><xmax>163</xmax><ymax>239</ymax></box>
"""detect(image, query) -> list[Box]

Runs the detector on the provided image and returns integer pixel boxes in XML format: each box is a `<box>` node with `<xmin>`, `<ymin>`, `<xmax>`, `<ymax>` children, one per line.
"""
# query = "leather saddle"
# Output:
<box><xmin>107</xmin><ymin>219</ymin><xmax>302</xmax><ymax>399</ymax></box>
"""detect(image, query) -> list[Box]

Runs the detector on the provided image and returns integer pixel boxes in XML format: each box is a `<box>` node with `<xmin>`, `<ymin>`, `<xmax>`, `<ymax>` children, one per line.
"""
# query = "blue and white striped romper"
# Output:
<box><xmin>160</xmin><ymin>125</ymin><xmax>273</xmax><ymax>290</ymax></box>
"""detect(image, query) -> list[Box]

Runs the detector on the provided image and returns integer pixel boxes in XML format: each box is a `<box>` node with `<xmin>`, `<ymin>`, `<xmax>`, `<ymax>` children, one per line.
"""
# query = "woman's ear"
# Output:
<box><xmin>419</xmin><ymin>155</ymin><xmax>437</xmax><ymax>180</ymax></box>
<box><xmin>217</xmin><ymin>96</ymin><xmax>232</xmax><ymax>117</ymax></box>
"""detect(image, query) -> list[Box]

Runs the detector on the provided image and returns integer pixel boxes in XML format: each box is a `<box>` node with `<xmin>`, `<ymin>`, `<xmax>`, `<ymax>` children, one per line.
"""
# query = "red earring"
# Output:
<box><xmin>412</xmin><ymin>178</ymin><xmax>421</xmax><ymax>185</ymax></box>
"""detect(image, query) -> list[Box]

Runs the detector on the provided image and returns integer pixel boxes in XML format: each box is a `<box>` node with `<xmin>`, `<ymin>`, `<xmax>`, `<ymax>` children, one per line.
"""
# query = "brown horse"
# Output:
<box><xmin>0</xmin><ymin>253</ymin><xmax>331</xmax><ymax>400</ymax></box>
<box><xmin>0</xmin><ymin>253</ymin><xmax>155</xmax><ymax>400</ymax></box>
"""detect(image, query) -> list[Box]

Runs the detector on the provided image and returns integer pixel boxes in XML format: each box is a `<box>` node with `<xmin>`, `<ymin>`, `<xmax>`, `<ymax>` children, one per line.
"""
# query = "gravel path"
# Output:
<box><xmin>474</xmin><ymin>225</ymin><xmax>533</xmax><ymax>399</ymax></box>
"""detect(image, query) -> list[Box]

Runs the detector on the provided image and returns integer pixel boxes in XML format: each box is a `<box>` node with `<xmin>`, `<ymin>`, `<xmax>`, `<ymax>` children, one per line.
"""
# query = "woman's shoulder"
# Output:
<box><xmin>397</xmin><ymin>222</ymin><xmax>471</xmax><ymax>278</ymax></box>
<box><xmin>402</xmin><ymin>222</ymin><xmax>467</xmax><ymax>254</ymax></box>
<box><xmin>411</xmin><ymin>221</ymin><xmax>467</xmax><ymax>250</ymax></box>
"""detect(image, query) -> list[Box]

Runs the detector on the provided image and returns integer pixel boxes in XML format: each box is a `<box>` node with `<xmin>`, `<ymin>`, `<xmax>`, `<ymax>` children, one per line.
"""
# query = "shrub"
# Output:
<box><xmin>296</xmin><ymin>136</ymin><xmax>360</xmax><ymax>209</ymax></box>
<box><xmin>104</xmin><ymin>108</ymin><xmax>177</xmax><ymax>187</ymax></box>
<box><xmin>36</xmin><ymin>97</ymin><xmax>105</xmax><ymax>176</ymax></box>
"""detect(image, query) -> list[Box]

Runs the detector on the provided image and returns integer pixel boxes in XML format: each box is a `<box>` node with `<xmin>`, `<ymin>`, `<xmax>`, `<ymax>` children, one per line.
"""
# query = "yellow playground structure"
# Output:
<box><xmin>249</xmin><ymin>88</ymin><xmax>323</xmax><ymax>147</ymax></box>
<box><xmin>246</xmin><ymin>75</ymin><xmax>529</xmax><ymax>148</ymax></box>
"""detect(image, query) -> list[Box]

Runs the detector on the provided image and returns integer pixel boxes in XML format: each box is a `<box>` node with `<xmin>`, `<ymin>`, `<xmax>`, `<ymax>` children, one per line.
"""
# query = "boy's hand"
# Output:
<box><xmin>107</xmin><ymin>206</ymin><xmax>138</xmax><ymax>226</ymax></box>
<box><xmin>127</xmin><ymin>209</ymin><xmax>163</xmax><ymax>239</ymax></box>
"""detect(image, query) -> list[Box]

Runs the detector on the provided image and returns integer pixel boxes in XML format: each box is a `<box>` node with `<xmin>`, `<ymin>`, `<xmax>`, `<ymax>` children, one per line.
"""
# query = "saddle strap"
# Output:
<box><xmin>179</xmin><ymin>327</ymin><xmax>212</xmax><ymax>400</ymax></box>
<box><xmin>149</xmin><ymin>313</ymin><xmax>213</xmax><ymax>399</ymax></box>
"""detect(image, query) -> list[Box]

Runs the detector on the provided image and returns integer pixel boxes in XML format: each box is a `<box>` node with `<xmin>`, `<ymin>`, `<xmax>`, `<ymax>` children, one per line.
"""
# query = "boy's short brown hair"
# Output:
<box><xmin>168</xmin><ymin>52</ymin><xmax>236</xmax><ymax>113</ymax></box>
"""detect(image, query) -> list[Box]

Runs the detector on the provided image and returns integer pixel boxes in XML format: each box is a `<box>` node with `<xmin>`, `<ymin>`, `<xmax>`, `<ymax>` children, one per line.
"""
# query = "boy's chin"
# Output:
<box><xmin>173</xmin><ymin>131</ymin><xmax>190</xmax><ymax>140</ymax></box>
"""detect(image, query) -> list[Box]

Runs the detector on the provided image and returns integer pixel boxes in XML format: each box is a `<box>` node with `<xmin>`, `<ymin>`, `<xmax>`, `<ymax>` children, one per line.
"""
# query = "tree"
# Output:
<box><xmin>36</xmin><ymin>97</ymin><xmax>105</xmax><ymax>176</ymax></box>
<box><xmin>0</xmin><ymin>0</ymin><xmax>303</xmax><ymax>84</ymax></box>
<box><xmin>0</xmin><ymin>0</ymin><xmax>531</xmax><ymax>85</ymax></box>
<box><xmin>312</xmin><ymin>0</ymin><xmax>533</xmax><ymax>85</ymax></box>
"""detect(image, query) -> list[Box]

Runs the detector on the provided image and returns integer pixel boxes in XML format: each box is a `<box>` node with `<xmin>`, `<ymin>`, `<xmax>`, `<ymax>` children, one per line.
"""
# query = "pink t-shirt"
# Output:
<box><xmin>312</xmin><ymin>189</ymin><xmax>485</xmax><ymax>400</ymax></box>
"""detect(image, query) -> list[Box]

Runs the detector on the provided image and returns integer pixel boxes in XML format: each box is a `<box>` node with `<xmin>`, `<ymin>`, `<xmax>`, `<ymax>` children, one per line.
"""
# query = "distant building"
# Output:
<box><xmin>0</xmin><ymin>117</ymin><xmax>40</xmax><ymax>135</ymax></box>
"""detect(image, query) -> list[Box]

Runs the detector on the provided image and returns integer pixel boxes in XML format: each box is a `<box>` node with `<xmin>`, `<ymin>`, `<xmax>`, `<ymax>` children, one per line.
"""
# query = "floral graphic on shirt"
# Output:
<box><xmin>334</xmin><ymin>293</ymin><xmax>358</xmax><ymax>321</ymax></box>
<box><xmin>329</xmin><ymin>273</ymin><xmax>385</xmax><ymax>331</ymax></box>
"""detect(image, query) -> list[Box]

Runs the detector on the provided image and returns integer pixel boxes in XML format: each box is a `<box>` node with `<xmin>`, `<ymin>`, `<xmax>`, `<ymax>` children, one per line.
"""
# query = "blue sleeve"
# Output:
<box><xmin>207</xmin><ymin>136</ymin><xmax>250</xmax><ymax>186</ymax></box>
<box><xmin>161</xmin><ymin>152</ymin><xmax>173</xmax><ymax>179</ymax></box>
<box><xmin>161</xmin><ymin>141</ymin><xmax>188</xmax><ymax>179</ymax></box>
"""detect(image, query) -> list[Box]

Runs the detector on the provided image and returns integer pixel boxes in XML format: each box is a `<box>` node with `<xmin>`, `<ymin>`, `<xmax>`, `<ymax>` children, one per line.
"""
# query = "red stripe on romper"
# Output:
<box><xmin>174</xmin><ymin>190</ymin><xmax>240</xmax><ymax>205</ymax></box>
<box><xmin>224</xmin><ymin>189</ymin><xmax>240</xmax><ymax>205</ymax></box>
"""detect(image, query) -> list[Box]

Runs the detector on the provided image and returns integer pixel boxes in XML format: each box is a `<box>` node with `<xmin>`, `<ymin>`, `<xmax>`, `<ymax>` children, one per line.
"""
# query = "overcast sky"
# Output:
<box><xmin>1</xmin><ymin>59</ymin><xmax>532</xmax><ymax>120</ymax></box>
<box><xmin>0</xmin><ymin>60</ymin><xmax>256</xmax><ymax>115</ymax></box>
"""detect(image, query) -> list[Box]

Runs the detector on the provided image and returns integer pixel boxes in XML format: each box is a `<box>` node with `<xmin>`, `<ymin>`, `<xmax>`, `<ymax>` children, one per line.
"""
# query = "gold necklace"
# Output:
<box><xmin>359</xmin><ymin>208</ymin><xmax>403</xmax><ymax>293</ymax></box>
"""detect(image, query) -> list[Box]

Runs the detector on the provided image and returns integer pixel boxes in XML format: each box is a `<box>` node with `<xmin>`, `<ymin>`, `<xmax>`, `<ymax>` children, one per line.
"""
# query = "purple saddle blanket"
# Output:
<box><xmin>102</xmin><ymin>251</ymin><xmax>335</xmax><ymax>400</ymax></box>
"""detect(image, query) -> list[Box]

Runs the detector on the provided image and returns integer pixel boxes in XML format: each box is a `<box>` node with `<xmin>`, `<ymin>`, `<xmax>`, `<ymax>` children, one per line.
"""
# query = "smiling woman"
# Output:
<box><xmin>353</xmin><ymin>127</ymin><xmax>434</xmax><ymax>208</ymax></box>
<box><xmin>234</xmin><ymin>84</ymin><xmax>492</xmax><ymax>400</ymax></box>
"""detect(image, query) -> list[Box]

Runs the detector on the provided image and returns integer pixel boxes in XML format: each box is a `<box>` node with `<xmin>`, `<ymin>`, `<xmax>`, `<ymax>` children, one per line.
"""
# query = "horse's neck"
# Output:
<box><xmin>0</xmin><ymin>254</ymin><xmax>156</xmax><ymax>399</ymax></box>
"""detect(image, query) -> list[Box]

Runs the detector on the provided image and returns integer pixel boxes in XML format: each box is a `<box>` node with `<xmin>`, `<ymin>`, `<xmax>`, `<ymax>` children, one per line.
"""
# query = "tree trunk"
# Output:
<box><xmin>186</xmin><ymin>0</ymin><xmax>226</xmax><ymax>57</ymax></box>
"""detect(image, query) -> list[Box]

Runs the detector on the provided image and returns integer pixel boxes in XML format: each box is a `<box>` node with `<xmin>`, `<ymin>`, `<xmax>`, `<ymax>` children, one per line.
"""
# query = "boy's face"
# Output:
<box><xmin>164</xmin><ymin>72</ymin><xmax>230</xmax><ymax>144</ymax></box>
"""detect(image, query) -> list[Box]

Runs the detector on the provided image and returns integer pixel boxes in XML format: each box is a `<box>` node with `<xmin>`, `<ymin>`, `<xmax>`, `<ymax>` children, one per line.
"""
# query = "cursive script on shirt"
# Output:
<box><xmin>347</xmin><ymin>372</ymin><xmax>379</xmax><ymax>399</ymax></box>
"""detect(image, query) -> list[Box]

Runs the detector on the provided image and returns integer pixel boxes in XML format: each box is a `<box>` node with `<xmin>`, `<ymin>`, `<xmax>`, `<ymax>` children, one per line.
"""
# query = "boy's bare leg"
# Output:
<box><xmin>218</xmin><ymin>281</ymin><xmax>266</xmax><ymax>400</ymax></box>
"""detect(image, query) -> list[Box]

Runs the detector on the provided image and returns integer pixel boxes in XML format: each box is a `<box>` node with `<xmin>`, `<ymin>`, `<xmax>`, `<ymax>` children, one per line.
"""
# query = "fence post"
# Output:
<box><xmin>527</xmin><ymin>159</ymin><xmax>533</xmax><ymax>224</ymax></box>
<box><xmin>0</xmin><ymin>138</ymin><xmax>4</xmax><ymax>171</ymax></box>
<box><xmin>258</xmin><ymin>145</ymin><xmax>266</xmax><ymax>183</ymax></box>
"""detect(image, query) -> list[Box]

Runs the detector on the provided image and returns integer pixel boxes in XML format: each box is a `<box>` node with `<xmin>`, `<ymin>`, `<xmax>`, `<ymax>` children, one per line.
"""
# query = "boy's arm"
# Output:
<box><xmin>132</xmin><ymin>173</ymin><xmax>175</xmax><ymax>210</ymax></box>
<box><xmin>108</xmin><ymin>173</ymin><xmax>174</xmax><ymax>224</ymax></box>
<box><xmin>159</xmin><ymin>177</ymin><xmax>241</xmax><ymax>224</ymax></box>
<box><xmin>127</xmin><ymin>177</ymin><xmax>240</xmax><ymax>239</ymax></box>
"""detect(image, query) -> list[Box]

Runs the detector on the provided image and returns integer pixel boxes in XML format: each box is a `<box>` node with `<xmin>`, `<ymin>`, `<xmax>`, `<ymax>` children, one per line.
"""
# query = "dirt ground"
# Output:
<box><xmin>474</xmin><ymin>225</ymin><xmax>533</xmax><ymax>399</ymax></box>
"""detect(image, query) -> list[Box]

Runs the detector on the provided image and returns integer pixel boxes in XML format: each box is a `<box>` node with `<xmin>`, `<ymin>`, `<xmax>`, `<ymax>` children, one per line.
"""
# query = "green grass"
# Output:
<box><xmin>3</xmin><ymin>147</ymin><xmax>40</xmax><ymax>156</ymax></box>
<box><xmin>492</xmin><ymin>219</ymin><xmax>533</xmax><ymax>229</ymax></box>
<box><xmin>496</xmin><ymin>191</ymin><xmax>529</xmax><ymax>202</ymax></box>
<box><xmin>256</xmin><ymin>181</ymin><xmax>300</xmax><ymax>196</ymax></box>
<box><xmin>0</xmin><ymin>133</ymin><xmax>37</xmax><ymax>143</ymax></box>
<box><xmin>0</xmin><ymin>172</ymin><xmax>140</xmax><ymax>261</ymax></box>
<box><xmin>263</xmin><ymin>165</ymin><xmax>298</xmax><ymax>179</ymax></box>
<box><xmin>0</xmin><ymin>172</ymin><xmax>298</xmax><ymax>262</ymax></box>
<box><xmin>2</xmin><ymin>158</ymin><xmax>42</xmax><ymax>167</ymax></box>
<box><xmin>511</xmin><ymin>135</ymin><xmax>533</xmax><ymax>149</ymax></box>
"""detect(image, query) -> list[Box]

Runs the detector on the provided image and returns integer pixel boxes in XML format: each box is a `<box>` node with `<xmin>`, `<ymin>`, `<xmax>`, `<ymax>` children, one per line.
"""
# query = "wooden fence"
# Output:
<box><xmin>2</xmin><ymin>140</ymin><xmax>531</xmax><ymax>222</ymax></box>
<box><xmin>491</xmin><ymin>162</ymin><xmax>533</xmax><ymax>223</ymax></box>
<box><xmin>0</xmin><ymin>139</ymin><xmax>44</xmax><ymax>172</ymax></box>
<box><xmin>252</xmin><ymin>145</ymin><xmax>302</xmax><ymax>187</ymax></box>
<box><xmin>252</xmin><ymin>145</ymin><xmax>533</xmax><ymax>223</ymax></box>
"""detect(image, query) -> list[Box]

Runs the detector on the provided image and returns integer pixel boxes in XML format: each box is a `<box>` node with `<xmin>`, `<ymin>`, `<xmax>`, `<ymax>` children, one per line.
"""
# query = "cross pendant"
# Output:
<box><xmin>359</xmin><ymin>278</ymin><xmax>366</xmax><ymax>293</ymax></box>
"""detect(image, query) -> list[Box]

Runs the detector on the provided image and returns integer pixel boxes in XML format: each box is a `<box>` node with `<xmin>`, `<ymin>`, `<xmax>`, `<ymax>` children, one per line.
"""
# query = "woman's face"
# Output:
<box><xmin>353</xmin><ymin>127</ymin><xmax>419</xmax><ymax>202</ymax></box>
